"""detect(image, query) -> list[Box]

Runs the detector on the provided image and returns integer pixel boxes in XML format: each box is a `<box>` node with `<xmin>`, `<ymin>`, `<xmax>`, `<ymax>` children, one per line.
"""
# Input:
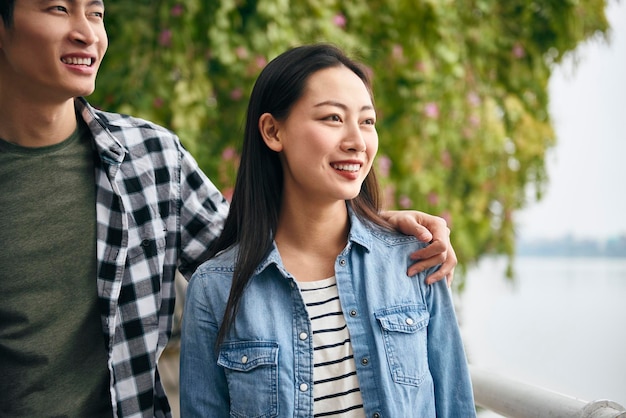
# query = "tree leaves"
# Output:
<box><xmin>91</xmin><ymin>0</ymin><xmax>608</xmax><ymax>282</ymax></box>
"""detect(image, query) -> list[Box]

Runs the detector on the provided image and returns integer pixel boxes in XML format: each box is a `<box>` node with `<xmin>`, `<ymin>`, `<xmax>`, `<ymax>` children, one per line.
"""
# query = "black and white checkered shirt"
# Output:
<box><xmin>78</xmin><ymin>98</ymin><xmax>229</xmax><ymax>417</ymax></box>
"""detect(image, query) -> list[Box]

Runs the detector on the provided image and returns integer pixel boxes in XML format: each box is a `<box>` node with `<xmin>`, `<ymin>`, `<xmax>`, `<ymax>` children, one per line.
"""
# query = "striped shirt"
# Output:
<box><xmin>298</xmin><ymin>277</ymin><xmax>366</xmax><ymax>417</ymax></box>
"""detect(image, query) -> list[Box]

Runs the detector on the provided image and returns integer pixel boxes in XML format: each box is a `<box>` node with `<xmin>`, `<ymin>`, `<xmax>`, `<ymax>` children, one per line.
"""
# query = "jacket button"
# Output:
<box><xmin>241</xmin><ymin>355</ymin><xmax>248</xmax><ymax>364</ymax></box>
<box><xmin>361</xmin><ymin>357</ymin><xmax>369</xmax><ymax>366</ymax></box>
<box><xmin>350</xmin><ymin>309</ymin><xmax>357</xmax><ymax>317</ymax></box>
<box><xmin>373</xmin><ymin>413</ymin><xmax>381</xmax><ymax>418</ymax></box>
<box><xmin>406</xmin><ymin>317</ymin><xmax>414</xmax><ymax>325</ymax></box>
<box><xmin>299</xmin><ymin>332</ymin><xmax>308</xmax><ymax>340</ymax></box>
<box><xmin>299</xmin><ymin>383</ymin><xmax>308</xmax><ymax>392</ymax></box>
<box><xmin>141</xmin><ymin>239</ymin><xmax>150</xmax><ymax>247</ymax></box>
<box><xmin>339</xmin><ymin>259</ymin><xmax>346</xmax><ymax>266</ymax></box>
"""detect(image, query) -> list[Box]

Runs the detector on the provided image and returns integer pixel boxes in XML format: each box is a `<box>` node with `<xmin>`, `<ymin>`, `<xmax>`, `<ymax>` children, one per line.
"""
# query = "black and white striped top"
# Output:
<box><xmin>298</xmin><ymin>277</ymin><xmax>366</xmax><ymax>417</ymax></box>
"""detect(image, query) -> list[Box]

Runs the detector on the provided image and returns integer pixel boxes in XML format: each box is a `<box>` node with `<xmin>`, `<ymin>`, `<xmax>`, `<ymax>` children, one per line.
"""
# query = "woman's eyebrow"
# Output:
<box><xmin>314</xmin><ymin>100</ymin><xmax>374</xmax><ymax>112</ymax></box>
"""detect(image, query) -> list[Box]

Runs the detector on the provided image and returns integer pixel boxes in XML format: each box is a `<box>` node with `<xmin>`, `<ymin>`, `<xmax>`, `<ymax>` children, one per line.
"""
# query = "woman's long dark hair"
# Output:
<box><xmin>0</xmin><ymin>0</ymin><xmax>16</xmax><ymax>27</ymax></box>
<box><xmin>211</xmin><ymin>43</ymin><xmax>390</xmax><ymax>346</ymax></box>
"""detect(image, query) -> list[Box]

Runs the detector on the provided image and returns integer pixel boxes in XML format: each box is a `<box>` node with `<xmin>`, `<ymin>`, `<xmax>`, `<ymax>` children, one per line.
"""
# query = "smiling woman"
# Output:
<box><xmin>179</xmin><ymin>43</ymin><xmax>476</xmax><ymax>418</ymax></box>
<box><xmin>258</xmin><ymin>65</ymin><xmax>378</xmax><ymax>214</ymax></box>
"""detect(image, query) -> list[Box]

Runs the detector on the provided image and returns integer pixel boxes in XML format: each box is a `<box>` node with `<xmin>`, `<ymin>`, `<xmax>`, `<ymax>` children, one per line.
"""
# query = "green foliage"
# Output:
<box><xmin>92</xmin><ymin>0</ymin><xmax>608</xmax><ymax>282</ymax></box>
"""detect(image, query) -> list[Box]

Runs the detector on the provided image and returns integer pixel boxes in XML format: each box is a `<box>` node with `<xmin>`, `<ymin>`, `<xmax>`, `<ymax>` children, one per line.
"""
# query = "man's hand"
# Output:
<box><xmin>381</xmin><ymin>210</ymin><xmax>457</xmax><ymax>286</ymax></box>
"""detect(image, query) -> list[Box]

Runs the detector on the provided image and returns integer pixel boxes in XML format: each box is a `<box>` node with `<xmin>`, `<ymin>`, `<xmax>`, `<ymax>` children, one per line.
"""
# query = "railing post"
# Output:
<box><xmin>469</xmin><ymin>365</ymin><xmax>626</xmax><ymax>418</ymax></box>
<box><xmin>582</xmin><ymin>400</ymin><xmax>626</xmax><ymax>418</ymax></box>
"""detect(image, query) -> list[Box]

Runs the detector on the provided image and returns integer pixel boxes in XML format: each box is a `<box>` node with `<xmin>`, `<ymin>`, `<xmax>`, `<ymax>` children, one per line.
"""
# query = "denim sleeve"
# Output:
<box><xmin>179</xmin><ymin>272</ymin><xmax>230</xmax><ymax>417</ymax></box>
<box><xmin>425</xmin><ymin>279</ymin><xmax>477</xmax><ymax>417</ymax></box>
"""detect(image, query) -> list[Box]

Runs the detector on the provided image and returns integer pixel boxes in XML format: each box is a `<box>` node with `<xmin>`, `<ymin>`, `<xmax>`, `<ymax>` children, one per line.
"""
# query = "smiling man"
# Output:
<box><xmin>0</xmin><ymin>1</ymin><xmax>230</xmax><ymax>416</ymax></box>
<box><xmin>0</xmin><ymin>1</ymin><xmax>457</xmax><ymax>417</ymax></box>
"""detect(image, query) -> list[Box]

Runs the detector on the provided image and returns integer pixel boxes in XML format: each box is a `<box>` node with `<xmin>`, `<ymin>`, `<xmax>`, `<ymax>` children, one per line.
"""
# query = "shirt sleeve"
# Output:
<box><xmin>176</xmin><ymin>144</ymin><xmax>230</xmax><ymax>279</ymax></box>
<box><xmin>425</xmin><ymin>279</ymin><xmax>477</xmax><ymax>417</ymax></box>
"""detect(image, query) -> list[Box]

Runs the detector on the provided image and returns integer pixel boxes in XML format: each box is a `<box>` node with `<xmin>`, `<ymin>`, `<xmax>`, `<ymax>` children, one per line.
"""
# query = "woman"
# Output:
<box><xmin>180</xmin><ymin>43</ymin><xmax>476</xmax><ymax>417</ymax></box>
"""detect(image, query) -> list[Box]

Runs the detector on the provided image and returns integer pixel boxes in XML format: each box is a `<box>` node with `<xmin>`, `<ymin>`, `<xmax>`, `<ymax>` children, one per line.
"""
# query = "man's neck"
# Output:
<box><xmin>0</xmin><ymin>97</ymin><xmax>78</xmax><ymax>148</ymax></box>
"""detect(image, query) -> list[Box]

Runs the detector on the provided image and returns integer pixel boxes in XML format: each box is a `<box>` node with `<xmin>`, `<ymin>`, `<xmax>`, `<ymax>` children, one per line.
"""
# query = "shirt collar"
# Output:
<box><xmin>75</xmin><ymin>97</ymin><xmax>126</xmax><ymax>164</ymax></box>
<box><xmin>255</xmin><ymin>206</ymin><xmax>374</xmax><ymax>277</ymax></box>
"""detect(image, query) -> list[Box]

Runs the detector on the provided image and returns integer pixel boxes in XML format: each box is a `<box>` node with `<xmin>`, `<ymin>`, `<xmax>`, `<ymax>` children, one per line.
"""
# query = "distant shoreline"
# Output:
<box><xmin>516</xmin><ymin>235</ymin><xmax>626</xmax><ymax>257</ymax></box>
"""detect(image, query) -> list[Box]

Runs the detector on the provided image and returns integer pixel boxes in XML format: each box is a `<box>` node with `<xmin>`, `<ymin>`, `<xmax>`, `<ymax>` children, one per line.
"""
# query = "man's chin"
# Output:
<box><xmin>74</xmin><ymin>85</ymin><xmax>97</xmax><ymax>98</ymax></box>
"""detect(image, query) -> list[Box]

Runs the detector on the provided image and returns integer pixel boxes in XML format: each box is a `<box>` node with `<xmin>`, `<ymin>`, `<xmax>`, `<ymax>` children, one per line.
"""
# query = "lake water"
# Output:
<box><xmin>458</xmin><ymin>256</ymin><xmax>626</xmax><ymax>416</ymax></box>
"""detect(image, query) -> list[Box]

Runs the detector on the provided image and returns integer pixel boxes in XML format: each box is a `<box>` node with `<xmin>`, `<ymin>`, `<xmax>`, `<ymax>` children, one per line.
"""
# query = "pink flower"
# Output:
<box><xmin>512</xmin><ymin>42</ymin><xmax>525</xmax><ymax>59</ymax></box>
<box><xmin>230</xmin><ymin>88</ymin><xmax>243</xmax><ymax>101</ymax></box>
<box><xmin>467</xmin><ymin>91</ymin><xmax>481</xmax><ymax>107</ymax></box>
<box><xmin>153</xmin><ymin>97</ymin><xmax>164</xmax><ymax>108</ymax></box>
<box><xmin>222</xmin><ymin>147</ymin><xmax>237</xmax><ymax>161</ymax></box>
<box><xmin>399</xmin><ymin>195</ymin><xmax>412</xmax><ymax>209</ymax></box>
<box><xmin>424</xmin><ymin>102</ymin><xmax>439</xmax><ymax>119</ymax></box>
<box><xmin>170</xmin><ymin>4</ymin><xmax>183</xmax><ymax>17</ymax></box>
<box><xmin>255</xmin><ymin>55</ymin><xmax>268</xmax><ymax>69</ymax></box>
<box><xmin>235</xmin><ymin>46</ymin><xmax>248</xmax><ymax>59</ymax></box>
<box><xmin>440</xmin><ymin>151</ymin><xmax>452</xmax><ymax>169</ymax></box>
<box><xmin>159</xmin><ymin>29</ymin><xmax>172</xmax><ymax>47</ymax></box>
<box><xmin>428</xmin><ymin>192</ymin><xmax>439</xmax><ymax>206</ymax></box>
<box><xmin>392</xmin><ymin>44</ymin><xmax>404</xmax><ymax>60</ymax></box>
<box><xmin>333</xmin><ymin>14</ymin><xmax>346</xmax><ymax>28</ymax></box>
<box><xmin>377</xmin><ymin>155</ymin><xmax>392</xmax><ymax>177</ymax></box>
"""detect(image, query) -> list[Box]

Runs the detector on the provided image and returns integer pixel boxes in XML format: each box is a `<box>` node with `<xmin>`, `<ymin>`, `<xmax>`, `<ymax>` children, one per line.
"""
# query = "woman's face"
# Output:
<box><xmin>269</xmin><ymin>65</ymin><xmax>378</xmax><ymax>207</ymax></box>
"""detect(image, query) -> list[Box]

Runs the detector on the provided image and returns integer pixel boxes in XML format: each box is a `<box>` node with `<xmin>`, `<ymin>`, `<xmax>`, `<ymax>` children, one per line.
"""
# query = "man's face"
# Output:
<box><xmin>0</xmin><ymin>0</ymin><xmax>108</xmax><ymax>102</ymax></box>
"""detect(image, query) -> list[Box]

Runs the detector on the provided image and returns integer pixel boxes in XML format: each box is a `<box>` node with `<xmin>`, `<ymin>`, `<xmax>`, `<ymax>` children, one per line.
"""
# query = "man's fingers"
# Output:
<box><xmin>410</xmin><ymin>244</ymin><xmax>457</xmax><ymax>286</ymax></box>
<box><xmin>407</xmin><ymin>251</ymin><xmax>446</xmax><ymax>276</ymax></box>
<box><xmin>412</xmin><ymin>223</ymin><xmax>434</xmax><ymax>243</ymax></box>
<box><xmin>410</xmin><ymin>239</ymin><xmax>446</xmax><ymax>260</ymax></box>
<box><xmin>446</xmin><ymin>268</ymin><xmax>455</xmax><ymax>287</ymax></box>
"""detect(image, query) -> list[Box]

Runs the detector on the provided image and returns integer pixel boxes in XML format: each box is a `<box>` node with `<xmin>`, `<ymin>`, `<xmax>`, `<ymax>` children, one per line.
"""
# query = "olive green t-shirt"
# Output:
<box><xmin>0</xmin><ymin>120</ymin><xmax>112</xmax><ymax>417</ymax></box>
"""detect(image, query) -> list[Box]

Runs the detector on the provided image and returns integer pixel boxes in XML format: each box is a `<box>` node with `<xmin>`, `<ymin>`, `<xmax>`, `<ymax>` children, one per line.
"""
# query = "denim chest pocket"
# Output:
<box><xmin>218</xmin><ymin>341</ymin><xmax>279</xmax><ymax>418</ymax></box>
<box><xmin>375</xmin><ymin>304</ymin><xmax>429</xmax><ymax>386</ymax></box>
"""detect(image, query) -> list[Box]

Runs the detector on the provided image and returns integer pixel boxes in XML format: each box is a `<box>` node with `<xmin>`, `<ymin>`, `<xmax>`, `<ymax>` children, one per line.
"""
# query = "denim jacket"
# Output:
<box><xmin>180</xmin><ymin>211</ymin><xmax>476</xmax><ymax>418</ymax></box>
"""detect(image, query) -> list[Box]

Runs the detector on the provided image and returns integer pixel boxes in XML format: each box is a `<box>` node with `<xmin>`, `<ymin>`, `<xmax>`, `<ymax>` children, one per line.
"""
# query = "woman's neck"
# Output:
<box><xmin>274</xmin><ymin>200</ymin><xmax>349</xmax><ymax>282</ymax></box>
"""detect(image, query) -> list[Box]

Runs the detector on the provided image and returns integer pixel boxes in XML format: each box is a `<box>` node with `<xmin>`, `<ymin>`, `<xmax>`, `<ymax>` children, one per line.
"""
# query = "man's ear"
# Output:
<box><xmin>258</xmin><ymin>113</ymin><xmax>283</xmax><ymax>152</ymax></box>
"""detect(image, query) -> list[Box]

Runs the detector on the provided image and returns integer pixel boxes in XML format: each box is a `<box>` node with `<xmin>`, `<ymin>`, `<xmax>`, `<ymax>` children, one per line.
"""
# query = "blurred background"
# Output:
<box><xmin>92</xmin><ymin>0</ymin><xmax>625</xmax><ymax>415</ymax></box>
<box><xmin>461</xmin><ymin>0</ymin><xmax>626</xmax><ymax>415</ymax></box>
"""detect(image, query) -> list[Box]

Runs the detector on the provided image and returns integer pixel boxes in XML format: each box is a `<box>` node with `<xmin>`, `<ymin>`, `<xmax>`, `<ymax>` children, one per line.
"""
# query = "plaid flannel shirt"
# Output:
<box><xmin>77</xmin><ymin>98</ymin><xmax>229</xmax><ymax>417</ymax></box>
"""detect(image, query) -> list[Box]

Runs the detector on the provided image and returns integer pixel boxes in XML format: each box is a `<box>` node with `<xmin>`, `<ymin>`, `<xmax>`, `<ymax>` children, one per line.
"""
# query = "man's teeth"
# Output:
<box><xmin>62</xmin><ymin>57</ymin><xmax>92</xmax><ymax>65</ymax></box>
<box><xmin>332</xmin><ymin>163</ymin><xmax>360</xmax><ymax>172</ymax></box>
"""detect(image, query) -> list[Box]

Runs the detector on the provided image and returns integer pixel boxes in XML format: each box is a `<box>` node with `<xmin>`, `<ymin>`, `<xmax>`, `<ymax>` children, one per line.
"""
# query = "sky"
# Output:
<box><xmin>516</xmin><ymin>0</ymin><xmax>626</xmax><ymax>240</ymax></box>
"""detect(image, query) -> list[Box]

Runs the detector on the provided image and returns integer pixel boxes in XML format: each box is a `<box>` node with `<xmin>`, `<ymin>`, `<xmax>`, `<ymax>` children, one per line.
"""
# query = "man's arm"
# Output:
<box><xmin>380</xmin><ymin>210</ymin><xmax>456</xmax><ymax>286</ymax></box>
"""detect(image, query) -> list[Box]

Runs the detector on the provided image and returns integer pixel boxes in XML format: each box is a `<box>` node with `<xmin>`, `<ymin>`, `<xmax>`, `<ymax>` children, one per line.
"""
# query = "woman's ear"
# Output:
<box><xmin>259</xmin><ymin>113</ymin><xmax>283</xmax><ymax>152</ymax></box>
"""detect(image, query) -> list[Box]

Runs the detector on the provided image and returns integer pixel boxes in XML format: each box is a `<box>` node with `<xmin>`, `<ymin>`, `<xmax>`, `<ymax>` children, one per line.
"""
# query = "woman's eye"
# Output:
<box><xmin>324</xmin><ymin>114</ymin><xmax>341</xmax><ymax>122</ymax></box>
<box><xmin>363</xmin><ymin>118</ymin><xmax>376</xmax><ymax>125</ymax></box>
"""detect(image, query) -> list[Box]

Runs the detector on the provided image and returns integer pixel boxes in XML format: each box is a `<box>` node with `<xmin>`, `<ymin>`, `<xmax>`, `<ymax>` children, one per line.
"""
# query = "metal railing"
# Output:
<box><xmin>470</xmin><ymin>365</ymin><xmax>626</xmax><ymax>418</ymax></box>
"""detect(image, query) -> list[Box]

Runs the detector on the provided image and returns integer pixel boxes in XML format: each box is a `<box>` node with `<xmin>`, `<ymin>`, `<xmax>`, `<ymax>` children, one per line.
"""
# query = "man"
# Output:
<box><xmin>0</xmin><ymin>1</ymin><xmax>456</xmax><ymax>416</ymax></box>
